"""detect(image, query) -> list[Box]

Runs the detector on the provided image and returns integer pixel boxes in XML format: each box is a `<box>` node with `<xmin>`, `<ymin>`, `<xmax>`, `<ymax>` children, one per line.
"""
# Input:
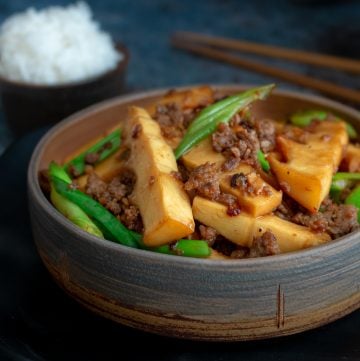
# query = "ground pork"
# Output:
<box><xmin>230</xmin><ymin>231</ymin><xmax>280</xmax><ymax>258</ymax></box>
<box><xmin>153</xmin><ymin>102</ymin><xmax>196</xmax><ymax>140</ymax></box>
<box><xmin>276</xmin><ymin>196</ymin><xmax>359</xmax><ymax>239</ymax></box>
<box><xmin>254</xmin><ymin>118</ymin><xmax>276</xmax><ymax>152</ymax></box>
<box><xmin>291</xmin><ymin>198</ymin><xmax>358</xmax><ymax>239</ymax></box>
<box><xmin>184</xmin><ymin>162</ymin><xmax>221</xmax><ymax>200</ymax></box>
<box><xmin>85</xmin><ymin>171</ymin><xmax>143</xmax><ymax>232</ymax></box>
<box><xmin>198</xmin><ymin>225</ymin><xmax>218</xmax><ymax>247</ymax></box>
<box><xmin>211</xmin><ymin>122</ymin><xmax>260</xmax><ymax>171</ymax></box>
<box><xmin>184</xmin><ymin>162</ymin><xmax>240</xmax><ymax>212</ymax></box>
<box><xmin>212</xmin><ymin>230</ymin><xmax>280</xmax><ymax>259</ymax></box>
<box><xmin>248</xmin><ymin>231</ymin><xmax>280</xmax><ymax>257</ymax></box>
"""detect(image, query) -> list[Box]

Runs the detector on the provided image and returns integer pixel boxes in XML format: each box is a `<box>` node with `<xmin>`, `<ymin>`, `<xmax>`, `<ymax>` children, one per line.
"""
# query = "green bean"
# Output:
<box><xmin>50</xmin><ymin>185</ymin><xmax>104</xmax><ymax>238</ymax></box>
<box><xmin>329</xmin><ymin>179</ymin><xmax>348</xmax><ymax>204</ymax></box>
<box><xmin>346</xmin><ymin>123</ymin><xmax>358</xmax><ymax>139</ymax></box>
<box><xmin>49</xmin><ymin>162</ymin><xmax>211</xmax><ymax>257</ymax></box>
<box><xmin>49</xmin><ymin>162</ymin><xmax>139</xmax><ymax>248</ymax></box>
<box><xmin>290</xmin><ymin>109</ymin><xmax>357</xmax><ymax>139</ymax></box>
<box><xmin>145</xmin><ymin>240</ymin><xmax>211</xmax><ymax>258</ymax></box>
<box><xmin>65</xmin><ymin>128</ymin><xmax>121</xmax><ymax>177</ymax></box>
<box><xmin>175</xmin><ymin>106</ymin><xmax>238</xmax><ymax>159</ymax></box>
<box><xmin>345</xmin><ymin>185</ymin><xmax>360</xmax><ymax>222</ymax></box>
<box><xmin>290</xmin><ymin>109</ymin><xmax>327</xmax><ymax>127</ymax></box>
<box><xmin>330</xmin><ymin>173</ymin><xmax>360</xmax><ymax>204</ymax></box>
<box><xmin>257</xmin><ymin>150</ymin><xmax>270</xmax><ymax>172</ymax></box>
<box><xmin>50</xmin><ymin>161</ymin><xmax>72</xmax><ymax>183</ymax></box>
<box><xmin>122</xmin><ymin>231</ymin><xmax>211</xmax><ymax>258</ymax></box>
<box><xmin>174</xmin><ymin>84</ymin><xmax>275</xmax><ymax>159</ymax></box>
<box><xmin>332</xmin><ymin>172</ymin><xmax>360</xmax><ymax>182</ymax></box>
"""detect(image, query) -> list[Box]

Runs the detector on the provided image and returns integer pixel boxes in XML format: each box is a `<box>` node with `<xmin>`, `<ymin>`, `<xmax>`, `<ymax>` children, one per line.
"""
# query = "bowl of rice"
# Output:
<box><xmin>0</xmin><ymin>2</ymin><xmax>128</xmax><ymax>135</ymax></box>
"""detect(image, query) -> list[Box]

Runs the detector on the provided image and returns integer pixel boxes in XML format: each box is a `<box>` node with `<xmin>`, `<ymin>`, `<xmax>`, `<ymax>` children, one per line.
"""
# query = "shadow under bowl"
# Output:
<box><xmin>0</xmin><ymin>43</ymin><xmax>129</xmax><ymax>136</ymax></box>
<box><xmin>27</xmin><ymin>85</ymin><xmax>360</xmax><ymax>341</ymax></box>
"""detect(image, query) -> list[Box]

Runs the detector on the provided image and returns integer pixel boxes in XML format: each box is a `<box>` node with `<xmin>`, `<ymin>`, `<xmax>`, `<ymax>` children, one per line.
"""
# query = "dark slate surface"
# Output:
<box><xmin>0</xmin><ymin>0</ymin><xmax>359</xmax><ymax>153</ymax></box>
<box><xmin>0</xmin><ymin>128</ymin><xmax>359</xmax><ymax>361</ymax></box>
<box><xmin>0</xmin><ymin>1</ymin><xmax>359</xmax><ymax>360</ymax></box>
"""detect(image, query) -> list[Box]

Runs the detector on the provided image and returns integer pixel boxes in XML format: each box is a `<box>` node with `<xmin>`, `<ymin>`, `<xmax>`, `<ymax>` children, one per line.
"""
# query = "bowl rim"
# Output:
<box><xmin>27</xmin><ymin>84</ymin><xmax>360</xmax><ymax>267</ymax></box>
<box><xmin>0</xmin><ymin>42</ymin><xmax>129</xmax><ymax>90</ymax></box>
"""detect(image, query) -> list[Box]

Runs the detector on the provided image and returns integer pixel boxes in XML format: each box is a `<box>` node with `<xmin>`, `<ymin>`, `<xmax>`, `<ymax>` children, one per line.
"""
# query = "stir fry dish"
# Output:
<box><xmin>42</xmin><ymin>85</ymin><xmax>360</xmax><ymax>259</ymax></box>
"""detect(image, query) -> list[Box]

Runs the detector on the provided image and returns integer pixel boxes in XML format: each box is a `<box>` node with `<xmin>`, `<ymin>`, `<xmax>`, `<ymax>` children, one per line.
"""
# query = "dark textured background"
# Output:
<box><xmin>0</xmin><ymin>0</ymin><xmax>359</xmax><ymax>153</ymax></box>
<box><xmin>0</xmin><ymin>1</ymin><xmax>359</xmax><ymax>360</ymax></box>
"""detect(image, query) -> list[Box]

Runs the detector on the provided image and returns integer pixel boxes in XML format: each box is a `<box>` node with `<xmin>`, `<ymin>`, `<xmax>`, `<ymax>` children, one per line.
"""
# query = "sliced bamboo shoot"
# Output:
<box><xmin>125</xmin><ymin>106</ymin><xmax>195</xmax><ymax>246</ymax></box>
<box><xmin>269</xmin><ymin>121</ymin><xmax>348</xmax><ymax>213</ymax></box>
<box><xmin>147</xmin><ymin>86</ymin><xmax>214</xmax><ymax>116</ymax></box>
<box><xmin>192</xmin><ymin>196</ymin><xmax>330</xmax><ymax>253</ymax></box>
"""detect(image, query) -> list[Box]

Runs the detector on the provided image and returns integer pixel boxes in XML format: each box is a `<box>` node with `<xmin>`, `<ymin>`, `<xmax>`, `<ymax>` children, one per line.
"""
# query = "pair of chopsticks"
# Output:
<box><xmin>171</xmin><ymin>31</ymin><xmax>360</xmax><ymax>104</ymax></box>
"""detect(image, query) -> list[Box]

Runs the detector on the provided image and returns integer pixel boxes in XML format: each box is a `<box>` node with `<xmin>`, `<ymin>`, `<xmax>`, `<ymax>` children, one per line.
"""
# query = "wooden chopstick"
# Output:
<box><xmin>171</xmin><ymin>36</ymin><xmax>360</xmax><ymax>104</ymax></box>
<box><xmin>174</xmin><ymin>31</ymin><xmax>360</xmax><ymax>74</ymax></box>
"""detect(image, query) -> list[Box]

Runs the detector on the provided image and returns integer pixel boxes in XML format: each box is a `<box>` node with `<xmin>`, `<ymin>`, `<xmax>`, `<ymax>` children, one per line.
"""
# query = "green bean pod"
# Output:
<box><xmin>145</xmin><ymin>239</ymin><xmax>211</xmax><ymax>258</ymax></box>
<box><xmin>49</xmin><ymin>162</ymin><xmax>139</xmax><ymax>248</ymax></box>
<box><xmin>50</xmin><ymin>186</ymin><xmax>104</xmax><ymax>238</ymax></box>
<box><xmin>345</xmin><ymin>185</ymin><xmax>360</xmax><ymax>222</ymax></box>
<box><xmin>290</xmin><ymin>109</ymin><xmax>357</xmax><ymax>139</ymax></box>
<box><xmin>49</xmin><ymin>162</ymin><xmax>211</xmax><ymax>257</ymax></box>
<box><xmin>332</xmin><ymin>172</ymin><xmax>360</xmax><ymax>182</ymax></box>
<box><xmin>257</xmin><ymin>150</ymin><xmax>270</xmax><ymax>172</ymax></box>
<box><xmin>174</xmin><ymin>84</ymin><xmax>275</xmax><ymax>159</ymax></box>
<box><xmin>65</xmin><ymin>128</ymin><xmax>121</xmax><ymax>177</ymax></box>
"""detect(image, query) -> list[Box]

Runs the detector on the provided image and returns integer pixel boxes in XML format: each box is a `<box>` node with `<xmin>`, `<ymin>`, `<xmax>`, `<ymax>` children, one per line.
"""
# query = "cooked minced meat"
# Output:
<box><xmin>248</xmin><ymin>231</ymin><xmax>280</xmax><ymax>257</ymax></box>
<box><xmin>86</xmin><ymin>172</ymin><xmax>143</xmax><ymax>232</ymax></box>
<box><xmin>184</xmin><ymin>162</ymin><xmax>239</xmax><ymax>211</ymax></box>
<box><xmin>254</xmin><ymin>118</ymin><xmax>276</xmax><ymax>153</ymax></box>
<box><xmin>276</xmin><ymin>196</ymin><xmax>359</xmax><ymax>239</ymax></box>
<box><xmin>211</xmin><ymin>123</ymin><xmax>260</xmax><ymax>171</ymax></box>
<box><xmin>199</xmin><ymin>225</ymin><xmax>218</xmax><ymax>246</ymax></box>
<box><xmin>212</xmin><ymin>230</ymin><xmax>280</xmax><ymax>259</ymax></box>
<box><xmin>154</xmin><ymin>102</ymin><xmax>196</xmax><ymax>140</ymax></box>
<box><xmin>231</xmin><ymin>231</ymin><xmax>280</xmax><ymax>258</ymax></box>
<box><xmin>212</xmin><ymin>123</ymin><xmax>238</xmax><ymax>153</ymax></box>
<box><xmin>184</xmin><ymin>162</ymin><xmax>221</xmax><ymax>200</ymax></box>
<box><xmin>292</xmin><ymin>198</ymin><xmax>358</xmax><ymax>239</ymax></box>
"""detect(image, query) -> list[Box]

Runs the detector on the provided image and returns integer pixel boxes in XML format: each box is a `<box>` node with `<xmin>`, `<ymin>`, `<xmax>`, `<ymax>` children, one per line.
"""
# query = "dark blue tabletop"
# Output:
<box><xmin>0</xmin><ymin>1</ymin><xmax>359</xmax><ymax>360</ymax></box>
<box><xmin>0</xmin><ymin>0</ymin><xmax>359</xmax><ymax>153</ymax></box>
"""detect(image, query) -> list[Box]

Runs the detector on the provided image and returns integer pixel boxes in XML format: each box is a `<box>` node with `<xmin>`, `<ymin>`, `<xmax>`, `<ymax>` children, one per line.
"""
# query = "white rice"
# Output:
<box><xmin>0</xmin><ymin>2</ymin><xmax>122</xmax><ymax>85</ymax></box>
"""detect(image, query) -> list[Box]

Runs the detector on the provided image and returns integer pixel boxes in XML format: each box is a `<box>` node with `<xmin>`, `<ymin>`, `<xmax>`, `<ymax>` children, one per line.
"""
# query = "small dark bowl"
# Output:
<box><xmin>0</xmin><ymin>43</ymin><xmax>129</xmax><ymax>136</ymax></box>
<box><xmin>28</xmin><ymin>86</ymin><xmax>360</xmax><ymax>341</ymax></box>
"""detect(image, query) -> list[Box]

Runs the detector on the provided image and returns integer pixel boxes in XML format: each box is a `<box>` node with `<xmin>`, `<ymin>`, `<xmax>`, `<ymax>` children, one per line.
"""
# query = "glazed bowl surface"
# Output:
<box><xmin>28</xmin><ymin>85</ymin><xmax>360</xmax><ymax>341</ymax></box>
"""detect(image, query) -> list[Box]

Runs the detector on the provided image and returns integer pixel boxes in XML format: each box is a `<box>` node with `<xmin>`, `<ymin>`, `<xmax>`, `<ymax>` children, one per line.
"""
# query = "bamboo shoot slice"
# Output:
<box><xmin>192</xmin><ymin>196</ymin><xmax>330</xmax><ymax>253</ymax></box>
<box><xmin>126</xmin><ymin>106</ymin><xmax>195</xmax><ymax>246</ymax></box>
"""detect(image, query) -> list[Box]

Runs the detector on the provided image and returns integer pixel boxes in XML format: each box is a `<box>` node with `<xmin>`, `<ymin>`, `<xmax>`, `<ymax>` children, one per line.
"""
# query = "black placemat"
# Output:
<box><xmin>0</xmin><ymin>128</ymin><xmax>359</xmax><ymax>361</ymax></box>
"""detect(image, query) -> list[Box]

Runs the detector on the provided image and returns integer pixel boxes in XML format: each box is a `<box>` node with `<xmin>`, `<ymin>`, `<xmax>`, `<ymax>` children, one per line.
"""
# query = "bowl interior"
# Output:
<box><xmin>36</xmin><ymin>85</ymin><xmax>360</xmax><ymax>171</ymax></box>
